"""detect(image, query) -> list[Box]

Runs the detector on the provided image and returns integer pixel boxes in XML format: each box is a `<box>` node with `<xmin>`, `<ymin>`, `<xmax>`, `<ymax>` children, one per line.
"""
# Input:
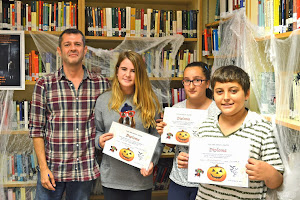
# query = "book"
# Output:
<box><xmin>130</xmin><ymin>7</ymin><xmax>136</xmax><ymax>36</ymax></box>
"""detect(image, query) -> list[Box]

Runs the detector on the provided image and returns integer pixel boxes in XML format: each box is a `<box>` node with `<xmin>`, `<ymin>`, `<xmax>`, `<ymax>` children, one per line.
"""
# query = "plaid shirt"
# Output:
<box><xmin>29</xmin><ymin>66</ymin><xmax>109</xmax><ymax>182</ymax></box>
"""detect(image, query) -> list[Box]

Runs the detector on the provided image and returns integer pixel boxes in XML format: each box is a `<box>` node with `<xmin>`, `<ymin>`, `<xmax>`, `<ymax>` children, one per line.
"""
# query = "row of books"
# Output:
<box><xmin>216</xmin><ymin>0</ymin><xmax>246</xmax><ymax>20</ymax></box>
<box><xmin>84</xmin><ymin>49</ymin><xmax>197</xmax><ymax>79</ymax></box>
<box><xmin>25</xmin><ymin>50</ymin><xmax>61</xmax><ymax>81</ymax></box>
<box><xmin>247</xmin><ymin>0</ymin><xmax>300</xmax><ymax>35</ymax></box>
<box><xmin>214</xmin><ymin>0</ymin><xmax>300</xmax><ymax>35</ymax></box>
<box><xmin>0</xmin><ymin>0</ymin><xmax>77</xmax><ymax>31</ymax></box>
<box><xmin>259</xmin><ymin>71</ymin><xmax>300</xmax><ymax>120</ymax></box>
<box><xmin>9</xmin><ymin>100</ymin><xmax>30</xmax><ymax>130</ymax></box>
<box><xmin>0</xmin><ymin>100</ymin><xmax>29</xmax><ymax>130</ymax></box>
<box><xmin>24</xmin><ymin>48</ymin><xmax>196</xmax><ymax>82</ymax></box>
<box><xmin>85</xmin><ymin>7</ymin><xmax>198</xmax><ymax>38</ymax></box>
<box><xmin>3</xmin><ymin>187</ymin><xmax>36</xmax><ymax>200</ymax></box>
<box><xmin>0</xmin><ymin>152</ymin><xmax>38</xmax><ymax>183</ymax></box>
<box><xmin>169</xmin><ymin>88</ymin><xmax>186</xmax><ymax>107</ymax></box>
<box><xmin>152</xmin><ymin>158</ymin><xmax>172</xmax><ymax>191</ymax></box>
<box><xmin>148</xmin><ymin>49</ymin><xmax>197</xmax><ymax>78</ymax></box>
<box><xmin>202</xmin><ymin>27</ymin><xmax>220</xmax><ymax>56</ymax></box>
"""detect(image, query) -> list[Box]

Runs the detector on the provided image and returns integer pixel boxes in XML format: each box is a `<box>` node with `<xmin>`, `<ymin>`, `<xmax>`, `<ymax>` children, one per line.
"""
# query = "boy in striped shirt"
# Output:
<box><xmin>177</xmin><ymin>65</ymin><xmax>284</xmax><ymax>199</ymax></box>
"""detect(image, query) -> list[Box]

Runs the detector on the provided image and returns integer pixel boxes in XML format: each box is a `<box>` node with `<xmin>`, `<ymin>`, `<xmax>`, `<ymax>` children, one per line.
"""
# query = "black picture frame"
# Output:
<box><xmin>0</xmin><ymin>31</ymin><xmax>25</xmax><ymax>90</ymax></box>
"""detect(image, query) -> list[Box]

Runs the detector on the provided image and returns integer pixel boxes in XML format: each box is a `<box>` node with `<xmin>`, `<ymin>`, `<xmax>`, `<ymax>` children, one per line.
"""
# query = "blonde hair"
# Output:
<box><xmin>109</xmin><ymin>51</ymin><xmax>161</xmax><ymax>128</ymax></box>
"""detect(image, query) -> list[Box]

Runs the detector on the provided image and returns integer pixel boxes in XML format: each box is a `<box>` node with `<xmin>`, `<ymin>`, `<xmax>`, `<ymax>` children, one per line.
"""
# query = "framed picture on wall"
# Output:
<box><xmin>0</xmin><ymin>31</ymin><xmax>25</xmax><ymax>90</ymax></box>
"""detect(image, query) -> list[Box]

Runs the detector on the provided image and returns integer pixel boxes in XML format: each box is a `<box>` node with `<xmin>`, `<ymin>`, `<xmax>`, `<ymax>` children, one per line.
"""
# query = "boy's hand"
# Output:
<box><xmin>99</xmin><ymin>133</ymin><xmax>114</xmax><ymax>148</ymax></box>
<box><xmin>156</xmin><ymin>122</ymin><xmax>167</xmax><ymax>135</ymax></box>
<box><xmin>246</xmin><ymin>158</ymin><xmax>283</xmax><ymax>189</ymax></box>
<box><xmin>246</xmin><ymin>158</ymin><xmax>272</xmax><ymax>181</ymax></box>
<box><xmin>177</xmin><ymin>152</ymin><xmax>189</xmax><ymax>168</ymax></box>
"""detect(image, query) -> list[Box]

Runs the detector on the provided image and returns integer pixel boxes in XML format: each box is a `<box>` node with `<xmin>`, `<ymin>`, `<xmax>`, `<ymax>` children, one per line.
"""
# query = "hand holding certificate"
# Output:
<box><xmin>102</xmin><ymin>122</ymin><xmax>159</xmax><ymax>170</ymax></box>
<box><xmin>188</xmin><ymin>137</ymin><xmax>250</xmax><ymax>187</ymax></box>
<box><xmin>161</xmin><ymin>107</ymin><xmax>208</xmax><ymax>146</ymax></box>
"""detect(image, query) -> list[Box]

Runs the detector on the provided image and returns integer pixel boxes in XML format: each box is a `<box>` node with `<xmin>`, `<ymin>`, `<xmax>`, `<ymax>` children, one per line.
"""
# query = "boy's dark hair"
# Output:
<box><xmin>58</xmin><ymin>29</ymin><xmax>85</xmax><ymax>48</ymax></box>
<box><xmin>184</xmin><ymin>62</ymin><xmax>213</xmax><ymax>99</ymax></box>
<box><xmin>211</xmin><ymin>65</ymin><xmax>250</xmax><ymax>94</ymax></box>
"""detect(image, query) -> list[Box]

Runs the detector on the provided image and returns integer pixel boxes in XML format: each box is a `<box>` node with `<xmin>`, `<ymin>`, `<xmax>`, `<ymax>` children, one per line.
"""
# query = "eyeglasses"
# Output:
<box><xmin>119</xmin><ymin>111</ymin><xmax>136</xmax><ymax>118</ymax></box>
<box><xmin>182</xmin><ymin>79</ymin><xmax>207</xmax><ymax>86</ymax></box>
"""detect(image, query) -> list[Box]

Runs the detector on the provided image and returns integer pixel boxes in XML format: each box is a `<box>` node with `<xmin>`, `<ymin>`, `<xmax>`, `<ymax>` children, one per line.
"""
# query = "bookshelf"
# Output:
<box><xmin>203</xmin><ymin>2</ymin><xmax>300</xmax><ymax>132</ymax></box>
<box><xmin>263</xmin><ymin>115</ymin><xmax>300</xmax><ymax>132</ymax></box>
<box><xmin>3</xmin><ymin>181</ymin><xmax>37</xmax><ymax>188</ymax></box>
<box><xmin>1</xmin><ymin>0</ymin><xmax>203</xmax><ymax>199</ymax></box>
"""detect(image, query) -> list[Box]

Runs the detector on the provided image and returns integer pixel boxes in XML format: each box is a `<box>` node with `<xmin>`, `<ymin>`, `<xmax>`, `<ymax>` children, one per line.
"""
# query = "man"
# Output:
<box><xmin>8</xmin><ymin>60</ymin><xmax>15</xmax><ymax>79</ymax></box>
<box><xmin>29</xmin><ymin>29</ymin><xmax>109</xmax><ymax>200</ymax></box>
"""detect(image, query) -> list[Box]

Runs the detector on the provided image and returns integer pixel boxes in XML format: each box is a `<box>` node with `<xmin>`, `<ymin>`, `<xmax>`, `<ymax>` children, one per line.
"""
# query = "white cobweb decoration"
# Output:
<box><xmin>212</xmin><ymin>8</ymin><xmax>300</xmax><ymax>200</ymax></box>
<box><xmin>30</xmin><ymin>32</ymin><xmax>184</xmax><ymax>108</ymax></box>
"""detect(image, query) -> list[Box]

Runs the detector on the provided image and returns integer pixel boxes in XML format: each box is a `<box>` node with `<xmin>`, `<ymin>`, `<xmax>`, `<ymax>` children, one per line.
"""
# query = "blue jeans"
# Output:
<box><xmin>35</xmin><ymin>171</ymin><xmax>94</xmax><ymax>200</ymax></box>
<box><xmin>167</xmin><ymin>180</ymin><xmax>198</xmax><ymax>200</ymax></box>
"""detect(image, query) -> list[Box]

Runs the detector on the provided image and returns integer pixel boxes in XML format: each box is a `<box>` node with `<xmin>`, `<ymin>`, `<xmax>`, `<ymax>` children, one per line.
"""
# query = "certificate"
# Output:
<box><xmin>188</xmin><ymin>137</ymin><xmax>250</xmax><ymax>187</ymax></box>
<box><xmin>103</xmin><ymin>121</ymin><xmax>159</xmax><ymax>169</ymax></box>
<box><xmin>161</xmin><ymin>107</ymin><xmax>208</xmax><ymax>146</ymax></box>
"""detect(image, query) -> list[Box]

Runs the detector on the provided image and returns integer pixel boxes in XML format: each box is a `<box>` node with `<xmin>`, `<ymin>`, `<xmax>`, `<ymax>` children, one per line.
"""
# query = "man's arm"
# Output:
<box><xmin>33</xmin><ymin>137</ymin><xmax>56</xmax><ymax>191</ymax></box>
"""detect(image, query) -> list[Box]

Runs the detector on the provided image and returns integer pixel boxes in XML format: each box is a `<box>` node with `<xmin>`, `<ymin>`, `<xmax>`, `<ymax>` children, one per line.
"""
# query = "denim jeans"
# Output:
<box><xmin>35</xmin><ymin>171</ymin><xmax>94</xmax><ymax>200</ymax></box>
<box><xmin>167</xmin><ymin>180</ymin><xmax>198</xmax><ymax>200</ymax></box>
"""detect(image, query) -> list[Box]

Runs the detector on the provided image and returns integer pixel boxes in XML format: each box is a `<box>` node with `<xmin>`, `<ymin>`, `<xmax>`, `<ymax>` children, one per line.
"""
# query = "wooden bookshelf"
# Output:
<box><xmin>0</xmin><ymin>130</ymin><xmax>29</xmax><ymax>135</ymax></box>
<box><xmin>204</xmin><ymin>55</ymin><xmax>214</xmax><ymax>59</ymax></box>
<box><xmin>263</xmin><ymin>115</ymin><xmax>300</xmax><ymax>131</ymax></box>
<box><xmin>25</xmin><ymin>81</ymin><xmax>37</xmax><ymax>86</ymax></box>
<box><xmin>3</xmin><ymin>0</ymin><xmax>202</xmax><ymax>198</ymax></box>
<box><xmin>160</xmin><ymin>152</ymin><xmax>175</xmax><ymax>158</ymax></box>
<box><xmin>205</xmin><ymin>17</ymin><xmax>232</xmax><ymax>28</ymax></box>
<box><xmin>205</xmin><ymin>20</ymin><xmax>220</xmax><ymax>28</ymax></box>
<box><xmin>85</xmin><ymin>36</ymin><xmax>197</xmax><ymax>42</ymax></box>
<box><xmin>2</xmin><ymin>181</ymin><xmax>37</xmax><ymax>188</ymax></box>
<box><xmin>24</xmin><ymin>31</ymin><xmax>62</xmax><ymax>36</ymax></box>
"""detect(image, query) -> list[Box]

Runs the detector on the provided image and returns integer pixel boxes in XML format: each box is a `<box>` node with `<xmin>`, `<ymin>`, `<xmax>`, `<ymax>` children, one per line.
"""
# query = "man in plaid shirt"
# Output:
<box><xmin>29</xmin><ymin>29</ymin><xmax>109</xmax><ymax>200</ymax></box>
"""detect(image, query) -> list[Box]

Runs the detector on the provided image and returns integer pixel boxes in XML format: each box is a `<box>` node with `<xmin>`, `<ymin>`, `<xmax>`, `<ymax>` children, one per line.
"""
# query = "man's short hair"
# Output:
<box><xmin>211</xmin><ymin>65</ymin><xmax>250</xmax><ymax>94</ymax></box>
<box><xmin>58</xmin><ymin>29</ymin><xmax>85</xmax><ymax>48</ymax></box>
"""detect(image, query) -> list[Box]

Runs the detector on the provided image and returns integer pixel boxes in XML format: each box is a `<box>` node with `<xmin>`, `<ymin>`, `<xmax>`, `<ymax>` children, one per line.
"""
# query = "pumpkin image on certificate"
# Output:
<box><xmin>207</xmin><ymin>165</ymin><xmax>227</xmax><ymax>182</ymax></box>
<box><xmin>119</xmin><ymin>148</ymin><xmax>135</xmax><ymax>161</ymax></box>
<box><xmin>175</xmin><ymin>130</ymin><xmax>190</xmax><ymax>143</ymax></box>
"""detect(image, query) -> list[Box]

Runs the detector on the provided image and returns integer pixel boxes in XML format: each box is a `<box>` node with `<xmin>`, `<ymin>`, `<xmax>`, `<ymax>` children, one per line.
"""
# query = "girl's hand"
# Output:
<box><xmin>156</xmin><ymin>122</ymin><xmax>167</xmax><ymax>135</ymax></box>
<box><xmin>140</xmin><ymin>162</ymin><xmax>154</xmax><ymax>177</ymax></box>
<box><xmin>99</xmin><ymin>133</ymin><xmax>114</xmax><ymax>148</ymax></box>
<box><xmin>177</xmin><ymin>152</ymin><xmax>189</xmax><ymax>168</ymax></box>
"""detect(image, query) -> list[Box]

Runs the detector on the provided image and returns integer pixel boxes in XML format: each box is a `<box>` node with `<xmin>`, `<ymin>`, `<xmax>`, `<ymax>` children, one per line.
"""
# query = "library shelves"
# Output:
<box><xmin>203</xmin><ymin>18</ymin><xmax>300</xmax><ymax>132</ymax></box>
<box><xmin>263</xmin><ymin>115</ymin><xmax>300</xmax><ymax>132</ymax></box>
<box><xmin>2</xmin><ymin>181</ymin><xmax>37</xmax><ymax>188</ymax></box>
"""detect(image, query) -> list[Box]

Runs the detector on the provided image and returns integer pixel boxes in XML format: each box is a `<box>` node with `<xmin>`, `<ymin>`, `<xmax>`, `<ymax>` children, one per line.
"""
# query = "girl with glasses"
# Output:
<box><xmin>95</xmin><ymin>51</ymin><xmax>164</xmax><ymax>200</ymax></box>
<box><xmin>156</xmin><ymin>62</ymin><xmax>220</xmax><ymax>200</ymax></box>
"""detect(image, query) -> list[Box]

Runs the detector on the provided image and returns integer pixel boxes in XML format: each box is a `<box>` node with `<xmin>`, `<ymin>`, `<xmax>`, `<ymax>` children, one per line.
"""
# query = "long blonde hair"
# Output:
<box><xmin>109</xmin><ymin>51</ymin><xmax>160</xmax><ymax>128</ymax></box>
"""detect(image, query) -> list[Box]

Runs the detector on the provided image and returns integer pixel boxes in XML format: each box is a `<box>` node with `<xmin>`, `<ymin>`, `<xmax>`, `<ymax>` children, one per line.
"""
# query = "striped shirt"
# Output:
<box><xmin>29</xmin><ymin>66</ymin><xmax>109</xmax><ymax>182</ymax></box>
<box><xmin>194</xmin><ymin>110</ymin><xmax>284</xmax><ymax>200</ymax></box>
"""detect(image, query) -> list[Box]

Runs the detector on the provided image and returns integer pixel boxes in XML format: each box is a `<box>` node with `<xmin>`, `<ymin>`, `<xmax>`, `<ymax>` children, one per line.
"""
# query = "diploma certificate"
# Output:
<box><xmin>103</xmin><ymin>121</ymin><xmax>159</xmax><ymax>169</ymax></box>
<box><xmin>188</xmin><ymin>137</ymin><xmax>250</xmax><ymax>187</ymax></box>
<box><xmin>161</xmin><ymin>107</ymin><xmax>208</xmax><ymax>146</ymax></box>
